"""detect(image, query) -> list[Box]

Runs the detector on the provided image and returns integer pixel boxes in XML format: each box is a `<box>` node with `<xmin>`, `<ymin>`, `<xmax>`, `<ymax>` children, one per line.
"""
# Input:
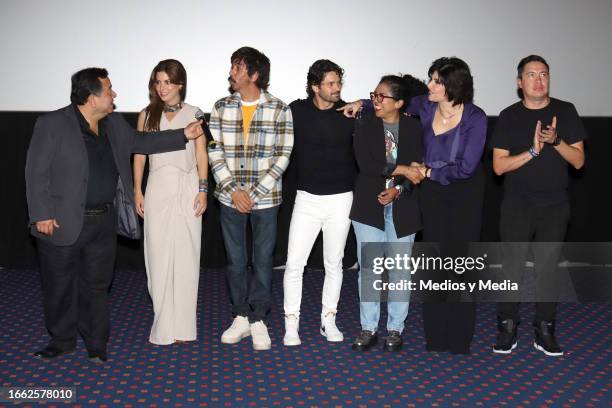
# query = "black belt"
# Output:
<box><xmin>84</xmin><ymin>203</ymin><xmax>112</xmax><ymax>216</ymax></box>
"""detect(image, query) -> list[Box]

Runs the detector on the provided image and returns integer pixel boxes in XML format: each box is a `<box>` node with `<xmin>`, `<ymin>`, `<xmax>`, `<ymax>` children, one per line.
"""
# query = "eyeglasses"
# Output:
<box><xmin>370</xmin><ymin>92</ymin><xmax>398</xmax><ymax>103</ymax></box>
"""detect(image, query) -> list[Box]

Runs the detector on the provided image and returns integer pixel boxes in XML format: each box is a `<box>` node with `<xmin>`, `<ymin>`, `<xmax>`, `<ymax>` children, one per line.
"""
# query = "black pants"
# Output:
<box><xmin>36</xmin><ymin>208</ymin><xmax>117</xmax><ymax>353</ymax></box>
<box><xmin>420</xmin><ymin>168</ymin><xmax>484</xmax><ymax>354</ymax></box>
<box><xmin>497</xmin><ymin>197</ymin><xmax>570</xmax><ymax>323</ymax></box>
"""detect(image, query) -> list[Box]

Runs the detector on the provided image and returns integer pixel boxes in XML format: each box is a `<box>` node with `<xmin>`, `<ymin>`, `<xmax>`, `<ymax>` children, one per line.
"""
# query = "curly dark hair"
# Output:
<box><xmin>231</xmin><ymin>46</ymin><xmax>270</xmax><ymax>90</ymax></box>
<box><xmin>306</xmin><ymin>59</ymin><xmax>344</xmax><ymax>98</ymax></box>
<box><xmin>427</xmin><ymin>57</ymin><xmax>474</xmax><ymax>106</ymax></box>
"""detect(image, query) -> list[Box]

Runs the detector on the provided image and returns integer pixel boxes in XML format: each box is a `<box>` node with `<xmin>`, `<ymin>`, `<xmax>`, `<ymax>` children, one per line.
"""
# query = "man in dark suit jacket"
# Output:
<box><xmin>25</xmin><ymin>67</ymin><xmax>203</xmax><ymax>363</ymax></box>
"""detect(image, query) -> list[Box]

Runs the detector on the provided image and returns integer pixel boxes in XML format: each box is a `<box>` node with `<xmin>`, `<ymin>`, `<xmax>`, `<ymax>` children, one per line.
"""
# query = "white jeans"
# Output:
<box><xmin>283</xmin><ymin>190</ymin><xmax>353</xmax><ymax>317</ymax></box>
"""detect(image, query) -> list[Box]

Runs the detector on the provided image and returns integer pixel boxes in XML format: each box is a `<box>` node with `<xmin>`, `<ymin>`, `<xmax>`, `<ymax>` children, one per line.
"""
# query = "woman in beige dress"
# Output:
<box><xmin>133</xmin><ymin>59</ymin><xmax>208</xmax><ymax>345</ymax></box>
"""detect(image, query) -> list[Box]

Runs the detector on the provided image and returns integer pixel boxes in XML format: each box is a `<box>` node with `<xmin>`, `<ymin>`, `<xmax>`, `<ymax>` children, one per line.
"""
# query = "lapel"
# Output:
<box><xmin>362</xmin><ymin>114</ymin><xmax>387</xmax><ymax>166</ymax></box>
<box><xmin>62</xmin><ymin>105</ymin><xmax>89</xmax><ymax>166</ymax></box>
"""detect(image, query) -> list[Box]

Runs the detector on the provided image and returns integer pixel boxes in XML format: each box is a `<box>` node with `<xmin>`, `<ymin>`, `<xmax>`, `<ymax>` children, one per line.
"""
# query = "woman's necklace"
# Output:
<box><xmin>437</xmin><ymin>104</ymin><xmax>463</xmax><ymax>125</ymax></box>
<box><xmin>163</xmin><ymin>102</ymin><xmax>183</xmax><ymax>113</ymax></box>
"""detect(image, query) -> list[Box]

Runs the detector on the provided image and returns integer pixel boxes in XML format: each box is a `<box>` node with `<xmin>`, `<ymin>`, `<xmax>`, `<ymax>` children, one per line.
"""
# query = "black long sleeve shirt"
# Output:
<box><xmin>289</xmin><ymin>98</ymin><xmax>356</xmax><ymax>195</ymax></box>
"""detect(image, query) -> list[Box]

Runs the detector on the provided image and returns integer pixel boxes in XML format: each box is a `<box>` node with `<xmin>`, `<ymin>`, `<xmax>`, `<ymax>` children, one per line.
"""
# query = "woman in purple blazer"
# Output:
<box><xmin>341</xmin><ymin>57</ymin><xmax>487</xmax><ymax>354</ymax></box>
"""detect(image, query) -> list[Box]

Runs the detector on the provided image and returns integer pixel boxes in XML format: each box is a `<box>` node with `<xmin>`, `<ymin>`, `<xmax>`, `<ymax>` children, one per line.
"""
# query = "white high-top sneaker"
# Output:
<box><xmin>221</xmin><ymin>316</ymin><xmax>251</xmax><ymax>344</ymax></box>
<box><xmin>250</xmin><ymin>321</ymin><xmax>272</xmax><ymax>350</ymax></box>
<box><xmin>283</xmin><ymin>315</ymin><xmax>301</xmax><ymax>346</ymax></box>
<box><xmin>320</xmin><ymin>312</ymin><xmax>344</xmax><ymax>342</ymax></box>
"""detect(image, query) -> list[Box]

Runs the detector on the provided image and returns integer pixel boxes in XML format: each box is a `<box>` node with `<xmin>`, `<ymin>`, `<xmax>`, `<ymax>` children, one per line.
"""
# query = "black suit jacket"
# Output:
<box><xmin>350</xmin><ymin>112</ymin><xmax>423</xmax><ymax>237</ymax></box>
<box><xmin>25</xmin><ymin>105</ymin><xmax>186</xmax><ymax>246</ymax></box>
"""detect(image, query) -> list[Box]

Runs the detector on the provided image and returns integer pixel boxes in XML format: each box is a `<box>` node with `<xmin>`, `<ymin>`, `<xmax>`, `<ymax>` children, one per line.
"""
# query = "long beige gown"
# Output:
<box><xmin>144</xmin><ymin>103</ymin><xmax>201</xmax><ymax>345</ymax></box>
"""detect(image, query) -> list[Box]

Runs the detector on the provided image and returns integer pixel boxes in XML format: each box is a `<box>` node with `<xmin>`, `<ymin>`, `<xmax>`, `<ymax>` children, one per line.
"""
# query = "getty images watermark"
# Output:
<box><xmin>358</xmin><ymin>242</ymin><xmax>612</xmax><ymax>302</ymax></box>
<box><xmin>370</xmin><ymin>252</ymin><xmax>518</xmax><ymax>293</ymax></box>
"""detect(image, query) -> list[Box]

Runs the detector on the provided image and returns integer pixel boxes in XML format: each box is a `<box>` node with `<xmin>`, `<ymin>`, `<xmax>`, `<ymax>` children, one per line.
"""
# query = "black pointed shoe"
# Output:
<box><xmin>383</xmin><ymin>330</ymin><xmax>403</xmax><ymax>351</ymax></box>
<box><xmin>533</xmin><ymin>321</ymin><xmax>563</xmax><ymax>357</ymax></box>
<box><xmin>87</xmin><ymin>350</ymin><xmax>108</xmax><ymax>364</ymax></box>
<box><xmin>493</xmin><ymin>318</ymin><xmax>518</xmax><ymax>354</ymax></box>
<box><xmin>352</xmin><ymin>330</ymin><xmax>377</xmax><ymax>351</ymax></box>
<box><xmin>33</xmin><ymin>346</ymin><xmax>75</xmax><ymax>359</ymax></box>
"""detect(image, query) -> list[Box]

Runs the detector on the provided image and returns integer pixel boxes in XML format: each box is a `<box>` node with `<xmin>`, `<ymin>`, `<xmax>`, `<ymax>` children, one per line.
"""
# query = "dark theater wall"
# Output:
<box><xmin>1</xmin><ymin>112</ymin><xmax>610</xmax><ymax>270</ymax></box>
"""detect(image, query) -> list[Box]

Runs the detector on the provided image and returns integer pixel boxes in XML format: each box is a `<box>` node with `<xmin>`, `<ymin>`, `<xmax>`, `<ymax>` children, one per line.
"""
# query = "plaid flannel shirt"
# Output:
<box><xmin>208</xmin><ymin>91</ymin><xmax>294</xmax><ymax>209</ymax></box>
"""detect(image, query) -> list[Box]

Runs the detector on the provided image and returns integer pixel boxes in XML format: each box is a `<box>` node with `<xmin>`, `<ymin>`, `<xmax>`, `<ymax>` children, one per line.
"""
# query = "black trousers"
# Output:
<box><xmin>420</xmin><ymin>167</ymin><xmax>484</xmax><ymax>354</ymax></box>
<box><xmin>36</xmin><ymin>208</ymin><xmax>117</xmax><ymax>353</ymax></box>
<box><xmin>497</xmin><ymin>197</ymin><xmax>570</xmax><ymax>323</ymax></box>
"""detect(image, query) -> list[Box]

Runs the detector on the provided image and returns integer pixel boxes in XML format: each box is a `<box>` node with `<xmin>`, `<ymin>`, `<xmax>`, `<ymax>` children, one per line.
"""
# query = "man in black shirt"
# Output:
<box><xmin>282</xmin><ymin>60</ymin><xmax>355</xmax><ymax>346</ymax></box>
<box><xmin>491</xmin><ymin>55</ymin><xmax>586</xmax><ymax>356</ymax></box>
<box><xmin>26</xmin><ymin>68</ymin><xmax>203</xmax><ymax>362</ymax></box>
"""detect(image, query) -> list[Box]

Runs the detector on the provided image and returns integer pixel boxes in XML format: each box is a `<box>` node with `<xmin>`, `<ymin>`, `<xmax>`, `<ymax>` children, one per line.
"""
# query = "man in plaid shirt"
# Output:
<box><xmin>209</xmin><ymin>47</ymin><xmax>293</xmax><ymax>350</ymax></box>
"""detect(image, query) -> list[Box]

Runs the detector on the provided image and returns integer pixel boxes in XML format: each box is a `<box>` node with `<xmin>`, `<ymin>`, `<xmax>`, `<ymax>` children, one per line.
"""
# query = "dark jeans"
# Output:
<box><xmin>497</xmin><ymin>197</ymin><xmax>570</xmax><ymax>323</ymax></box>
<box><xmin>220</xmin><ymin>204</ymin><xmax>278</xmax><ymax>323</ymax></box>
<box><xmin>36</xmin><ymin>208</ymin><xmax>117</xmax><ymax>353</ymax></box>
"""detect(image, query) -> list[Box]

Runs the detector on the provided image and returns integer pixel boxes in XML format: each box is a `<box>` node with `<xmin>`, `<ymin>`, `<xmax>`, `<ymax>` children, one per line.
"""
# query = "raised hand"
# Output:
<box><xmin>337</xmin><ymin>100</ymin><xmax>363</xmax><ymax>118</ymax></box>
<box><xmin>184</xmin><ymin>120</ymin><xmax>204</xmax><ymax>140</ymax></box>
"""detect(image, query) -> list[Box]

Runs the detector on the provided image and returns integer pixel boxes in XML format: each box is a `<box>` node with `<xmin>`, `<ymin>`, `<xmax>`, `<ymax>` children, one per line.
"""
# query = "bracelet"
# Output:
<box><xmin>199</xmin><ymin>187</ymin><xmax>208</xmax><ymax>193</ymax></box>
<box><xmin>199</xmin><ymin>178</ymin><xmax>208</xmax><ymax>189</ymax></box>
<box><xmin>528</xmin><ymin>147</ymin><xmax>539</xmax><ymax>158</ymax></box>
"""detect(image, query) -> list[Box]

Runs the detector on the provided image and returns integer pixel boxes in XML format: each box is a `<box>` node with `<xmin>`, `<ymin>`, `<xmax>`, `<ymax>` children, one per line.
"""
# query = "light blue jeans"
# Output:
<box><xmin>353</xmin><ymin>204</ymin><xmax>415</xmax><ymax>333</ymax></box>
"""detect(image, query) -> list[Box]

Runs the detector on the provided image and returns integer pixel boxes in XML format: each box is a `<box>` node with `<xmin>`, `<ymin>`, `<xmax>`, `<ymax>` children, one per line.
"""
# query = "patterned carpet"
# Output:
<box><xmin>0</xmin><ymin>266</ymin><xmax>609</xmax><ymax>407</ymax></box>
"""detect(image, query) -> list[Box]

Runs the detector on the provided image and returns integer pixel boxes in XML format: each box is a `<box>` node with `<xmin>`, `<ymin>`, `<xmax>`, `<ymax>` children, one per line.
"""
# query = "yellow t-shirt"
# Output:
<box><xmin>241</xmin><ymin>102</ymin><xmax>258</xmax><ymax>144</ymax></box>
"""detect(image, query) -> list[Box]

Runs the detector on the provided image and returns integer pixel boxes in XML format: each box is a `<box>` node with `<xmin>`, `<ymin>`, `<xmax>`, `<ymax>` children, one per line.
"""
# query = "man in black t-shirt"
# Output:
<box><xmin>282</xmin><ymin>60</ymin><xmax>356</xmax><ymax>346</ymax></box>
<box><xmin>491</xmin><ymin>55</ymin><xmax>586</xmax><ymax>357</ymax></box>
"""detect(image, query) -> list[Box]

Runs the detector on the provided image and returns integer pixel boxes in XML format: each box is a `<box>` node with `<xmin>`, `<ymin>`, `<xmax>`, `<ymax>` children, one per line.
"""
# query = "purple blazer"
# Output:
<box><xmin>363</xmin><ymin>95</ymin><xmax>487</xmax><ymax>185</ymax></box>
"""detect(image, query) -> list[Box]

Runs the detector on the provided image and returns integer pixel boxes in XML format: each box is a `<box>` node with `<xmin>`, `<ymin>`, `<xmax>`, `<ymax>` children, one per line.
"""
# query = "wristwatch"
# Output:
<box><xmin>553</xmin><ymin>135</ymin><xmax>562</xmax><ymax>146</ymax></box>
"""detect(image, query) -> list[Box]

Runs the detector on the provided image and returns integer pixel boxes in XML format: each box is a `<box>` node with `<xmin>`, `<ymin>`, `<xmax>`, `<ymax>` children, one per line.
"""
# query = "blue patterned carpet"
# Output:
<box><xmin>0</xmin><ymin>267</ymin><xmax>609</xmax><ymax>407</ymax></box>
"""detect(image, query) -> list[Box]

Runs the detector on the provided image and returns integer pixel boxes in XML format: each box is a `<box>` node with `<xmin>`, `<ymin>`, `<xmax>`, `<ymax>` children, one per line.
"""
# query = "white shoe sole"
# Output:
<box><xmin>221</xmin><ymin>331</ymin><xmax>251</xmax><ymax>344</ymax></box>
<box><xmin>492</xmin><ymin>341</ymin><xmax>517</xmax><ymax>354</ymax></box>
<box><xmin>252</xmin><ymin>342</ymin><xmax>272</xmax><ymax>351</ymax></box>
<box><xmin>283</xmin><ymin>336</ymin><xmax>301</xmax><ymax>346</ymax></box>
<box><xmin>320</xmin><ymin>328</ymin><xmax>343</xmax><ymax>342</ymax></box>
<box><xmin>533</xmin><ymin>342</ymin><xmax>564</xmax><ymax>356</ymax></box>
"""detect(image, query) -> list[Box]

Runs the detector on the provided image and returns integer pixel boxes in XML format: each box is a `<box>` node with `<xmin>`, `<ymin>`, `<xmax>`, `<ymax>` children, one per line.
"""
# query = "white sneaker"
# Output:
<box><xmin>283</xmin><ymin>315</ymin><xmax>301</xmax><ymax>346</ymax></box>
<box><xmin>250</xmin><ymin>321</ymin><xmax>272</xmax><ymax>350</ymax></box>
<box><xmin>221</xmin><ymin>316</ymin><xmax>251</xmax><ymax>344</ymax></box>
<box><xmin>320</xmin><ymin>312</ymin><xmax>344</xmax><ymax>342</ymax></box>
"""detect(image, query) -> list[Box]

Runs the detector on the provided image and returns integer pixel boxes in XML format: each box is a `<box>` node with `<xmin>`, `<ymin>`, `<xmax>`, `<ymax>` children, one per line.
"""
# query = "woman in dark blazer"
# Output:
<box><xmin>350</xmin><ymin>75</ymin><xmax>424</xmax><ymax>352</ymax></box>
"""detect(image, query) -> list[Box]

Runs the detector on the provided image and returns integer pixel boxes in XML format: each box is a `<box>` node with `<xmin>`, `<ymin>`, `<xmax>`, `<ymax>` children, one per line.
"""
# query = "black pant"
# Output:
<box><xmin>36</xmin><ymin>208</ymin><xmax>117</xmax><ymax>353</ymax></box>
<box><xmin>420</xmin><ymin>167</ymin><xmax>484</xmax><ymax>354</ymax></box>
<box><xmin>497</xmin><ymin>197</ymin><xmax>570</xmax><ymax>323</ymax></box>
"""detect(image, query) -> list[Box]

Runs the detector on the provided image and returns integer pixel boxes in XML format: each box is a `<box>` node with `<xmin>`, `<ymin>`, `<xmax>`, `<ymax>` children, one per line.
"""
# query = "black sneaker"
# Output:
<box><xmin>493</xmin><ymin>318</ymin><xmax>518</xmax><ymax>354</ymax></box>
<box><xmin>352</xmin><ymin>330</ymin><xmax>377</xmax><ymax>351</ymax></box>
<box><xmin>533</xmin><ymin>321</ymin><xmax>563</xmax><ymax>357</ymax></box>
<box><xmin>383</xmin><ymin>330</ymin><xmax>403</xmax><ymax>351</ymax></box>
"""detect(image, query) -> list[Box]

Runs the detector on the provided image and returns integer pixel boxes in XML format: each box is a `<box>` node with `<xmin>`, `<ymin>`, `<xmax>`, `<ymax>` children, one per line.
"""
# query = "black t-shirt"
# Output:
<box><xmin>491</xmin><ymin>98</ymin><xmax>586</xmax><ymax>203</ymax></box>
<box><xmin>289</xmin><ymin>98</ymin><xmax>356</xmax><ymax>195</ymax></box>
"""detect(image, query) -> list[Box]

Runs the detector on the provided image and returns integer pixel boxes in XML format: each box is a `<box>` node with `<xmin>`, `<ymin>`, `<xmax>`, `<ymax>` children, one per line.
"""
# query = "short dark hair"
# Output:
<box><xmin>70</xmin><ymin>67</ymin><xmax>108</xmax><ymax>105</ymax></box>
<box><xmin>517</xmin><ymin>54</ymin><xmax>549</xmax><ymax>78</ymax></box>
<box><xmin>378</xmin><ymin>75</ymin><xmax>408</xmax><ymax>109</ymax></box>
<box><xmin>516</xmin><ymin>54</ymin><xmax>550</xmax><ymax>99</ymax></box>
<box><xmin>231</xmin><ymin>46</ymin><xmax>270</xmax><ymax>90</ymax></box>
<box><xmin>427</xmin><ymin>57</ymin><xmax>473</xmax><ymax>106</ymax></box>
<box><xmin>306</xmin><ymin>59</ymin><xmax>344</xmax><ymax>98</ymax></box>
